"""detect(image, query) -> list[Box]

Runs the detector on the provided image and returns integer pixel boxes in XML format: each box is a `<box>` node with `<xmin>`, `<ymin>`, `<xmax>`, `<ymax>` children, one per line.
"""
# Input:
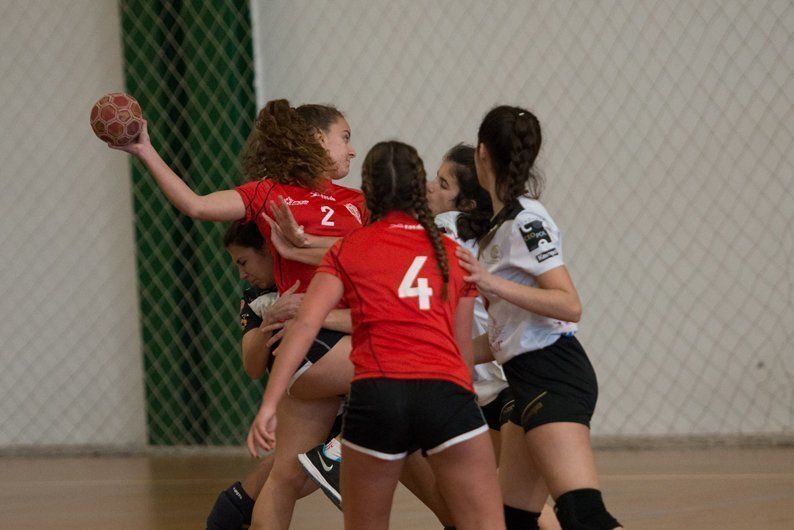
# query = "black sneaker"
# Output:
<box><xmin>298</xmin><ymin>443</ymin><xmax>342</xmax><ymax>510</ymax></box>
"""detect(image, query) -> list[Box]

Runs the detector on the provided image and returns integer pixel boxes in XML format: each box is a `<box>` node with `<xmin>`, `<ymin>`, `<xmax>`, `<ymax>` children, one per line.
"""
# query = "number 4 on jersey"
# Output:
<box><xmin>399</xmin><ymin>256</ymin><xmax>433</xmax><ymax>310</ymax></box>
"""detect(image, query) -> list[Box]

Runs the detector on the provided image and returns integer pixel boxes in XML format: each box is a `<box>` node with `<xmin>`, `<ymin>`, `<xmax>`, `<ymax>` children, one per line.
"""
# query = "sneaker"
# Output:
<box><xmin>298</xmin><ymin>440</ymin><xmax>342</xmax><ymax>510</ymax></box>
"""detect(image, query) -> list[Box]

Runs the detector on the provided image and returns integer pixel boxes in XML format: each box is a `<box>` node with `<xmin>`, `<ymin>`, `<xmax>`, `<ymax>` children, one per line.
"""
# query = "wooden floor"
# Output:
<box><xmin>1</xmin><ymin>447</ymin><xmax>793</xmax><ymax>529</ymax></box>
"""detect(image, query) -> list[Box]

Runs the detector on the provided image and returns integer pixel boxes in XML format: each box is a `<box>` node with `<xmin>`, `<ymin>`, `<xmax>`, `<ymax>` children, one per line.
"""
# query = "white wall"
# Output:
<box><xmin>252</xmin><ymin>0</ymin><xmax>794</xmax><ymax>436</ymax></box>
<box><xmin>0</xmin><ymin>1</ymin><xmax>146</xmax><ymax>447</ymax></box>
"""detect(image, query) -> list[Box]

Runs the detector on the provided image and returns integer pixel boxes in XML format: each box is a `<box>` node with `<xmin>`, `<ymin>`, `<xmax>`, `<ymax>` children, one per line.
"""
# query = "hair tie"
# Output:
<box><xmin>517</xmin><ymin>112</ymin><xmax>526</xmax><ymax>117</ymax></box>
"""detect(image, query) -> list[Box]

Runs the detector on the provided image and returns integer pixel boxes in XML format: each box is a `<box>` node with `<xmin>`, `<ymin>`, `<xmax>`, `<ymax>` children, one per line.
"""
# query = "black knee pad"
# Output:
<box><xmin>554</xmin><ymin>489</ymin><xmax>620</xmax><ymax>530</ymax></box>
<box><xmin>206</xmin><ymin>481</ymin><xmax>255</xmax><ymax>530</ymax></box>
<box><xmin>504</xmin><ymin>504</ymin><xmax>541</xmax><ymax>530</ymax></box>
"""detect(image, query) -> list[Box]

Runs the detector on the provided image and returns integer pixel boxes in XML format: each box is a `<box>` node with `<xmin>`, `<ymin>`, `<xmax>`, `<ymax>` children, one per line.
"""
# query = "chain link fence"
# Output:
<box><xmin>1</xmin><ymin>0</ymin><xmax>791</xmax><ymax>450</ymax></box>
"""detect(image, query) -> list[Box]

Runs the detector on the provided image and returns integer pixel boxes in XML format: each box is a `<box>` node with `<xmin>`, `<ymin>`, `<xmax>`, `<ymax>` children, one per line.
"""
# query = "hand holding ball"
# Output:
<box><xmin>90</xmin><ymin>93</ymin><xmax>143</xmax><ymax>146</ymax></box>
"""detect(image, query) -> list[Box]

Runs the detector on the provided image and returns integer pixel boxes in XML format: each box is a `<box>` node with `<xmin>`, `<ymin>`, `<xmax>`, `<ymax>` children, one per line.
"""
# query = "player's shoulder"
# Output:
<box><xmin>514</xmin><ymin>196</ymin><xmax>555</xmax><ymax>224</ymax></box>
<box><xmin>236</xmin><ymin>178</ymin><xmax>277</xmax><ymax>195</ymax></box>
<box><xmin>329</xmin><ymin>182</ymin><xmax>364</xmax><ymax>201</ymax></box>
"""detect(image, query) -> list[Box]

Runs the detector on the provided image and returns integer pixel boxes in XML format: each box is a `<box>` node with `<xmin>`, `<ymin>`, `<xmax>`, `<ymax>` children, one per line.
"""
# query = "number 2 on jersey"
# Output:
<box><xmin>320</xmin><ymin>206</ymin><xmax>335</xmax><ymax>226</ymax></box>
<box><xmin>399</xmin><ymin>256</ymin><xmax>433</xmax><ymax>310</ymax></box>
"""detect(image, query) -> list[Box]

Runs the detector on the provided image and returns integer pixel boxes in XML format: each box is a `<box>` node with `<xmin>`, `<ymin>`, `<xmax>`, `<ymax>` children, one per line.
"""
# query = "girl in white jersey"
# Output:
<box><xmin>431</xmin><ymin>144</ymin><xmax>560</xmax><ymax>530</ymax></box>
<box><xmin>428</xmin><ymin>145</ymin><xmax>511</xmax><ymax>443</ymax></box>
<box><xmin>456</xmin><ymin>106</ymin><xmax>622</xmax><ymax>530</ymax></box>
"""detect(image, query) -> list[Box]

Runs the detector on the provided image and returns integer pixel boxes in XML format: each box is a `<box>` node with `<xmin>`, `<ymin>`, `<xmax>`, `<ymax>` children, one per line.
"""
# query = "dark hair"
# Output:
<box><xmin>222</xmin><ymin>221</ymin><xmax>265</xmax><ymax>250</ymax></box>
<box><xmin>442</xmin><ymin>143</ymin><xmax>493</xmax><ymax>241</ymax></box>
<box><xmin>362</xmin><ymin>141</ymin><xmax>449</xmax><ymax>299</ymax></box>
<box><xmin>240</xmin><ymin>99</ymin><xmax>344</xmax><ymax>189</ymax></box>
<box><xmin>477</xmin><ymin>105</ymin><xmax>543</xmax><ymax>207</ymax></box>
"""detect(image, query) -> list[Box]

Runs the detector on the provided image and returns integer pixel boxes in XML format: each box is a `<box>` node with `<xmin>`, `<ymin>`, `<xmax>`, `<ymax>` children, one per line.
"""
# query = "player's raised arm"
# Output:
<box><xmin>110</xmin><ymin>121</ymin><xmax>245</xmax><ymax>221</ymax></box>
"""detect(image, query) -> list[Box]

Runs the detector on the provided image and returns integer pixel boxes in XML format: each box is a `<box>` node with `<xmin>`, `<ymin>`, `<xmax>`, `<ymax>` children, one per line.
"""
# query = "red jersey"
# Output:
<box><xmin>317</xmin><ymin>211</ymin><xmax>478</xmax><ymax>391</ymax></box>
<box><xmin>236</xmin><ymin>179</ymin><xmax>368</xmax><ymax>294</ymax></box>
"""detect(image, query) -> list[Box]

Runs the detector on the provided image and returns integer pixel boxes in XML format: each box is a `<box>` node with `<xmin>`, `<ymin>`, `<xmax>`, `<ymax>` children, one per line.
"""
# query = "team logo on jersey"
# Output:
<box><xmin>282</xmin><ymin>196</ymin><xmax>309</xmax><ymax>206</ymax></box>
<box><xmin>536</xmin><ymin>248</ymin><xmax>559</xmax><ymax>263</ymax></box>
<box><xmin>482</xmin><ymin>244</ymin><xmax>501</xmax><ymax>264</ymax></box>
<box><xmin>344</xmin><ymin>203</ymin><xmax>362</xmax><ymax>224</ymax></box>
<box><xmin>310</xmin><ymin>191</ymin><xmax>336</xmax><ymax>202</ymax></box>
<box><xmin>519</xmin><ymin>220</ymin><xmax>552</xmax><ymax>252</ymax></box>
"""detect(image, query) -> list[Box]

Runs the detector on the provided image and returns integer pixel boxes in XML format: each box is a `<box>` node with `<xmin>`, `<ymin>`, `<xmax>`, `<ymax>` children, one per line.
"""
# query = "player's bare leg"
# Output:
<box><xmin>524</xmin><ymin>422</ymin><xmax>622</xmax><ymax>530</ymax></box>
<box><xmin>249</xmin><ymin>394</ymin><xmax>339</xmax><ymax>530</ymax></box>
<box><xmin>399</xmin><ymin>451</ymin><xmax>454</xmax><ymax>527</ymax></box>
<box><xmin>427</xmin><ymin>432</ymin><xmax>505</xmax><ymax>530</ymax></box>
<box><xmin>341</xmin><ymin>445</ymin><xmax>405</xmax><ymax>530</ymax></box>
<box><xmin>288</xmin><ymin>338</ymin><xmax>353</xmax><ymax>399</ymax></box>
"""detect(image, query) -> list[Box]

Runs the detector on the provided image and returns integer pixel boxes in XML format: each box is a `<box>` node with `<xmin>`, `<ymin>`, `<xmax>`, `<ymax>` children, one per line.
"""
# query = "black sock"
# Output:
<box><xmin>206</xmin><ymin>481</ymin><xmax>255</xmax><ymax>529</ymax></box>
<box><xmin>504</xmin><ymin>504</ymin><xmax>541</xmax><ymax>530</ymax></box>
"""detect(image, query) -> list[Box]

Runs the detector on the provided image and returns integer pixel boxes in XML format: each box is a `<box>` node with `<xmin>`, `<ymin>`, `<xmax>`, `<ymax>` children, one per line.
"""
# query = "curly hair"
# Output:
<box><xmin>362</xmin><ymin>141</ymin><xmax>449</xmax><ymax>299</ymax></box>
<box><xmin>442</xmin><ymin>143</ymin><xmax>493</xmax><ymax>242</ymax></box>
<box><xmin>240</xmin><ymin>99</ymin><xmax>343</xmax><ymax>189</ymax></box>
<box><xmin>477</xmin><ymin>105</ymin><xmax>543</xmax><ymax>208</ymax></box>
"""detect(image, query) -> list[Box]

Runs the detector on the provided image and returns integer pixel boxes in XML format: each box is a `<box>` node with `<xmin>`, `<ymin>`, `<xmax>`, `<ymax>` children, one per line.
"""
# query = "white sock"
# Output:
<box><xmin>323</xmin><ymin>438</ymin><xmax>342</xmax><ymax>461</ymax></box>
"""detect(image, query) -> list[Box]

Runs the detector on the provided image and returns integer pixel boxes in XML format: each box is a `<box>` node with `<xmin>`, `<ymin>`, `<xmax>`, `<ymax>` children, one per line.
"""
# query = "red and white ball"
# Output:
<box><xmin>90</xmin><ymin>92</ymin><xmax>143</xmax><ymax>146</ymax></box>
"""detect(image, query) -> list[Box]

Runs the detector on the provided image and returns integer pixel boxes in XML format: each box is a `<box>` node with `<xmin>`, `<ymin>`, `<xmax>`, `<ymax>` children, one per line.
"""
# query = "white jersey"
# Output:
<box><xmin>436</xmin><ymin>211</ymin><xmax>508</xmax><ymax>406</ymax></box>
<box><xmin>478</xmin><ymin>196</ymin><xmax>577</xmax><ymax>364</ymax></box>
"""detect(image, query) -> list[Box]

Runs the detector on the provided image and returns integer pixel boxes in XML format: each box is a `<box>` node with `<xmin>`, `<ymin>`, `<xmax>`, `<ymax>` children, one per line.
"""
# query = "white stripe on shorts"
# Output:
<box><xmin>425</xmin><ymin>424</ymin><xmax>489</xmax><ymax>456</ymax></box>
<box><xmin>286</xmin><ymin>360</ymin><xmax>313</xmax><ymax>395</ymax></box>
<box><xmin>341</xmin><ymin>439</ymin><xmax>408</xmax><ymax>461</ymax></box>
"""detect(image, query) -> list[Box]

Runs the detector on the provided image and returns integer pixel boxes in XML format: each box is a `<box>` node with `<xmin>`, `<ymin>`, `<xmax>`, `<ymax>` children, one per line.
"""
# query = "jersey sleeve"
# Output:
<box><xmin>316</xmin><ymin>238</ymin><xmax>345</xmax><ymax>279</ymax></box>
<box><xmin>235</xmin><ymin>179</ymin><xmax>275</xmax><ymax>224</ymax></box>
<box><xmin>460</xmin><ymin>281</ymin><xmax>478</xmax><ymax>298</ymax></box>
<box><xmin>508</xmin><ymin>209</ymin><xmax>565</xmax><ymax>276</ymax></box>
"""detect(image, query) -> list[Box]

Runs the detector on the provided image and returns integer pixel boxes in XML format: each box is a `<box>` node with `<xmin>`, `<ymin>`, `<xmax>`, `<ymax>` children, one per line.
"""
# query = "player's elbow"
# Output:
<box><xmin>566</xmin><ymin>300</ymin><xmax>582</xmax><ymax>323</ymax></box>
<box><xmin>184</xmin><ymin>197</ymin><xmax>211</xmax><ymax>220</ymax></box>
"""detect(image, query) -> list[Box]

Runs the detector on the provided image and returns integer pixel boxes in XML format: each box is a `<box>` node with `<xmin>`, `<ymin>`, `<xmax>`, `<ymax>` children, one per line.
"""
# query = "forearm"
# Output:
<box><xmin>279</xmin><ymin>245</ymin><xmax>329</xmax><ymax>266</ymax></box>
<box><xmin>242</xmin><ymin>330</ymin><xmax>271</xmax><ymax>379</ymax></box>
<box><xmin>472</xmin><ymin>333</ymin><xmax>494</xmax><ymax>365</ymax></box>
<box><xmin>304</xmin><ymin>235</ymin><xmax>339</xmax><ymax>249</ymax></box>
<box><xmin>322</xmin><ymin>309</ymin><xmax>352</xmax><ymax>333</ymax></box>
<box><xmin>486</xmin><ymin>275</ymin><xmax>581</xmax><ymax>322</ymax></box>
<box><xmin>136</xmin><ymin>145</ymin><xmax>244</xmax><ymax>221</ymax></box>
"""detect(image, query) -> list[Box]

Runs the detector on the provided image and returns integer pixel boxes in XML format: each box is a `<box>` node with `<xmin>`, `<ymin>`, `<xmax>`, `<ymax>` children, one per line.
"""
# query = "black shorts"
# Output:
<box><xmin>502</xmin><ymin>336</ymin><xmax>598</xmax><ymax>432</ymax></box>
<box><xmin>480</xmin><ymin>387</ymin><xmax>515</xmax><ymax>431</ymax></box>
<box><xmin>342</xmin><ymin>378</ymin><xmax>488</xmax><ymax>460</ymax></box>
<box><xmin>269</xmin><ymin>328</ymin><xmax>347</xmax><ymax>390</ymax></box>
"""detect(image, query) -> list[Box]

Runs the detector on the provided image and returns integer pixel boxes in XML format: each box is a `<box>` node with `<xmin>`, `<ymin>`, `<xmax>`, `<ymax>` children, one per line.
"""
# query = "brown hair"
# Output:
<box><xmin>362</xmin><ymin>141</ymin><xmax>449</xmax><ymax>299</ymax></box>
<box><xmin>240</xmin><ymin>99</ymin><xmax>343</xmax><ymax>189</ymax></box>
<box><xmin>477</xmin><ymin>105</ymin><xmax>544</xmax><ymax>207</ymax></box>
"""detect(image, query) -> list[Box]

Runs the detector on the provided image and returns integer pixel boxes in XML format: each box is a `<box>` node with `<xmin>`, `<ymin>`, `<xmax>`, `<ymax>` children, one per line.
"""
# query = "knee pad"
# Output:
<box><xmin>206</xmin><ymin>481</ymin><xmax>255</xmax><ymax>530</ymax></box>
<box><xmin>554</xmin><ymin>489</ymin><xmax>620</xmax><ymax>530</ymax></box>
<box><xmin>504</xmin><ymin>504</ymin><xmax>541</xmax><ymax>530</ymax></box>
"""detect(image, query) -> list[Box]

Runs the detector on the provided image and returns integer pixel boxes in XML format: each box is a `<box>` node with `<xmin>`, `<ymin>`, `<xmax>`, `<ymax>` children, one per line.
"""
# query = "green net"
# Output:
<box><xmin>120</xmin><ymin>0</ymin><xmax>261</xmax><ymax>445</ymax></box>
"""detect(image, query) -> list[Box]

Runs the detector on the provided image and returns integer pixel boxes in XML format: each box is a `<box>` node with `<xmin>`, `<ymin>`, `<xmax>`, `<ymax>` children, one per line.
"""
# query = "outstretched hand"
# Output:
<box><xmin>259</xmin><ymin>212</ymin><xmax>301</xmax><ymax>260</ymax></box>
<box><xmin>269</xmin><ymin>196</ymin><xmax>310</xmax><ymax>248</ymax></box>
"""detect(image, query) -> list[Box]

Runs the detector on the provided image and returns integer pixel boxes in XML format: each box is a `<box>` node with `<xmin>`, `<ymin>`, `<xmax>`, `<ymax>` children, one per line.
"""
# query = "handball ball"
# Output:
<box><xmin>90</xmin><ymin>92</ymin><xmax>143</xmax><ymax>146</ymax></box>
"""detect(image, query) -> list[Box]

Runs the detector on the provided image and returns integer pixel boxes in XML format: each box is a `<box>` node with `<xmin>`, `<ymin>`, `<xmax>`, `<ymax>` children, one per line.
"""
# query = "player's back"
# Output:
<box><xmin>319</xmin><ymin>210</ymin><xmax>475</xmax><ymax>390</ymax></box>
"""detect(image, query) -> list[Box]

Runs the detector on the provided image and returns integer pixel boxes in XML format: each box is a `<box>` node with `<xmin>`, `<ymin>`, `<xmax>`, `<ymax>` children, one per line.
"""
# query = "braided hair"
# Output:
<box><xmin>477</xmin><ymin>105</ymin><xmax>544</xmax><ymax>210</ymax></box>
<box><xmin>442</xmin><ymin>143</ymin><xmax>493</xmax><ymax>242</ymax></box>
<box><xmin>240</xmin><ymin>99</ymin><xmax>342</xmax><ymax>189</ymax></box>
<box><xmin>362</xmin><ymin>141</ymin><xmax>450</xmax><ymax>299</ymax></box>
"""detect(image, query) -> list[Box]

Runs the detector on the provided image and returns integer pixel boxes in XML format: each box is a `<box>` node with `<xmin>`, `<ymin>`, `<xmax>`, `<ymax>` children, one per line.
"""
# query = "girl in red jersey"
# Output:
<box><xmin>456</xmin><ymin>106</ymin><xmax>621</xmax><ymax>530</ymax></box>
<box><xmin>111</xmin><ymin>100</ymin><xmax>366</xmax><ymax>529</ymax></box>
<box><xmin>249</xmin><ymin>141</ymin><xmax>505</xmax><ymax>530</ymax></box>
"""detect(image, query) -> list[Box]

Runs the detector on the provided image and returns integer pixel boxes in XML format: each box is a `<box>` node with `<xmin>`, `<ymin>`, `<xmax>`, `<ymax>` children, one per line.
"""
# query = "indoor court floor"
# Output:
<box><xmin>1</xmin><ymin>446</ymin><xmax>792</xmax><ymax>529</ymax></box>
